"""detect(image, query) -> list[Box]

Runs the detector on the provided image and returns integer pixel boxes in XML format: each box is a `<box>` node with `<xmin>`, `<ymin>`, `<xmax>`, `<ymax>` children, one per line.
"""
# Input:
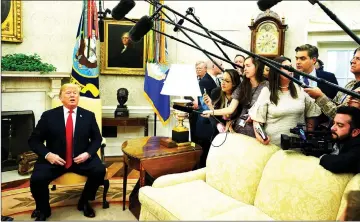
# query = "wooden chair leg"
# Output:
<box><xmin>102</xmin><ymin>179</ymin><xmax>110</xmax><ymax>209</ymax></box>
<box><xmin>51</xmin><ymin>185</ymin><xmax>56</xmax><ymax>191</ymax></box>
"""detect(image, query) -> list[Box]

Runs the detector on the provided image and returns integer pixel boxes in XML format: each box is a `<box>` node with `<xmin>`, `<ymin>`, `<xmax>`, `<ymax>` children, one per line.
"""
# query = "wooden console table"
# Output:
<box><xmin>122</xmin><ymin>137</ymin><xmax>202</xmax><ymax>219</ymax></box>
<box><xmin>102</xmin><ymin>114</ymin><xmax>149</xmax><ymax>136</ymax></box>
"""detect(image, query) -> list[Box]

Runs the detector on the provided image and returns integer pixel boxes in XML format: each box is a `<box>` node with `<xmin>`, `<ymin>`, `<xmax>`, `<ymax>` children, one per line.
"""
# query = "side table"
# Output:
<box><xmin>102</xmin><ymin>114</ymin><xmax>149</xmax><ymax>136</ymax></box>
<box><xmin>122</xmin><ymin>136</ymin><xmax>202</xmax><ymax>219</ymax></box>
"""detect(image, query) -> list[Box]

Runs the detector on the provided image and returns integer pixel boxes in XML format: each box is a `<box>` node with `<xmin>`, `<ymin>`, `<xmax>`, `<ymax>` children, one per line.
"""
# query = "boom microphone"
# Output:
<box><xmin>173</xmin><ymin>19</ymin><xmax>185</xmax><ymax>32</ymax></box>
<box><xmin>257</xmin><ymin>0</ymin><xmax>282</xmax><ymax>11</ymax></box>
<box><xmin>173</xmin><ymin>7</ymin><xmax>194</xmax><ymax>32</ymax></box>
<box><xmin>111</xmin><ymin>0</ymin><xmax>136</xmax><ymax>20</ymax></box>
<box><xmin>129</xmin><ymin>15</ymin><xmax>154</xmax><ymax>42</ymax></box>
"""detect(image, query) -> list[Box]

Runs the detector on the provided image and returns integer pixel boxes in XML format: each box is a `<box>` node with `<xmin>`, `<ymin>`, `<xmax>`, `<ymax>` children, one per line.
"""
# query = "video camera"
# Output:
<box><xmin>280</xmin><ymin>123</ymin><xmax>334</xmax><ymax>156</ymax></box>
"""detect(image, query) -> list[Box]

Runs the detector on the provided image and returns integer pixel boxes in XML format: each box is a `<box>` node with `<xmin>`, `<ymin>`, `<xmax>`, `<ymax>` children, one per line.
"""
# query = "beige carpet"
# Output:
<box><xmin>12</xmin><ymin>203</ymin><xmax>137</xmax><ymax>221</ymax></box>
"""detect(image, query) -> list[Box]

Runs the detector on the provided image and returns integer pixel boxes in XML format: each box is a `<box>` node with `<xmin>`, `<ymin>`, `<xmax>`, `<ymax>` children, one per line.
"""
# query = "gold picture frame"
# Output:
<box><xmin>1</xmin><ymin>0</ymin><xmax>22</xmax><ymax>43</ymax></box>
<box><xmin>100</xmin><ymin>19</ymin><xmax>147</xmax><ymax>75</ymax></box>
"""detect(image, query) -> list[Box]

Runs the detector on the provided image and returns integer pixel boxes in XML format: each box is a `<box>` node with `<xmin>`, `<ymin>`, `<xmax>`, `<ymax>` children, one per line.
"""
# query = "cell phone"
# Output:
<box><xmin>254</xmin><ymin>122</ymin><xmax>268</xmax><ymax>141</ymax></box>
<box><xmin>238</xmin><ymin>114</ymin><xmax>249</xmax><ymax>127</ymax></box>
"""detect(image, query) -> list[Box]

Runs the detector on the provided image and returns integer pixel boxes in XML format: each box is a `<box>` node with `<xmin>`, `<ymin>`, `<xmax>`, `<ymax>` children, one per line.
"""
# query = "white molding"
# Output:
<box><xmin>1</xmin><ymin>71</ymin><xmax>70</xmax><ymax>78</ymax></box>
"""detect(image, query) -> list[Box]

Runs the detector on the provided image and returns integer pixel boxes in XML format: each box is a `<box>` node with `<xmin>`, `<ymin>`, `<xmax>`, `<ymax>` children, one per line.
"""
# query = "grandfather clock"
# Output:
<box><xmin>249</xmin><ymin>10</ymin><xmax>288</xmax><ymax>59</ymax></box>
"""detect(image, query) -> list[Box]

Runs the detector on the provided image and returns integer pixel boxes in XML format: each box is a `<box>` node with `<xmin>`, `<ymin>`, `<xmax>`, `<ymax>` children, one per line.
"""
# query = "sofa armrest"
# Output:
<box><xmin>152</xmin><ymin>168</ymin><xmax>206</xmax><ymax>188</ymax></box>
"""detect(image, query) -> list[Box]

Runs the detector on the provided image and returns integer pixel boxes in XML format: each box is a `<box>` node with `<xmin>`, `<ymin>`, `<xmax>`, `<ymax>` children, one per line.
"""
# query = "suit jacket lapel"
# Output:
<box><xmin>74</xmin><ymin>107</ymin><xmax>83</xmax><ymax>146</ymax></box>
<box><xmin>58</xmin><ymin>106</ymin><xmax>66</xmax><ymax>143</ymax></box>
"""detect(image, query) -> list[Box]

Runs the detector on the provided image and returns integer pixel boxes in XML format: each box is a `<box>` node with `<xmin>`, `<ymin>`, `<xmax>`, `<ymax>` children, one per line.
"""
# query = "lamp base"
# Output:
<box><xmin>172</xmin><ymin>129</ymin><xmax>189</xmax><ymax>144</ymax></box>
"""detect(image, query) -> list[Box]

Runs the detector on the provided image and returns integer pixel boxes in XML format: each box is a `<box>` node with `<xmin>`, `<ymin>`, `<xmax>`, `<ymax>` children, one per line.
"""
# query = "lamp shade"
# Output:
<box><xmin>160</xmin><ymin>64</ymin><xmax>201</xmax><ymax>97</ymax></box>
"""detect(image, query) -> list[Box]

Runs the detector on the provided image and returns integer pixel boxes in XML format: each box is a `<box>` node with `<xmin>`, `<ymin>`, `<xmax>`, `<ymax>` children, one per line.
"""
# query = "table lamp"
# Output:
<box><xmin>161</xmin><ymin>64</ymin><xmax>201</xmax><ymax>146</ymax></box>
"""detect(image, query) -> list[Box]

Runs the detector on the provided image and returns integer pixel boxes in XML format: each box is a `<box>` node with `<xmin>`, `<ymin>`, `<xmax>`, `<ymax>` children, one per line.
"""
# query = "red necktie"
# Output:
<box><xmin>65</xmin><ymin>110</ymin><xmax>73</xmax><ymax>169</ymax></box>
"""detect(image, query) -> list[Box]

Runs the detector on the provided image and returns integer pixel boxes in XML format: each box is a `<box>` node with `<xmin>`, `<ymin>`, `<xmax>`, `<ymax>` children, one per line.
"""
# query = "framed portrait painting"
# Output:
<box><xmin>1</xmin><ymin>0</ymin><xmax>22</xmax><ymax>42</ymax></box>
<box><xmin>101</xmin><ymin>19</ymin><xmax>147</xmax><ymax>75</ymax></box>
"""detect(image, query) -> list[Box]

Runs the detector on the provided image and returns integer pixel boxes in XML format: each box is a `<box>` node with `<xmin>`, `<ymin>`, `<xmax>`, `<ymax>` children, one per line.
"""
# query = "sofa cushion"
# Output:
<box><xmin>139</xmin><ymin>180</ymin><xmax>246</xmax><ymax>220</ymax></box>
<box><xmin>206</xmin><ymin>133</ymin><xmax>280</xmax><ymax>205</ymax></box>
<box><xmin>254</xmin><ymin>150</ymin><xmax>354</xmax><ymax>220</ymax></box>
<box><xmin>336</xmin><ymin>173</ymin><xmax>360</xmax><ymax>220</ymax></box>
<box><xmin>207</xmin><ymin>206</ymin><xmax>274</xmax><ymax>221</ymax></box>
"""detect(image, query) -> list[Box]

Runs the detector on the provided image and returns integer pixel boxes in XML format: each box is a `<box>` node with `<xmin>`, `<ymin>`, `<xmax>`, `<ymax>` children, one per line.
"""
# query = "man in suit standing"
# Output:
<box><xmin>29</xmin><ymin>83</ymin><xmax>105</xmax><ymax>220</ymax></box>
<box><xmin>196</xmin><ymin>59</ymin><xmax>223</xmax><ymax>167</ymax></box>
<box><xmin>295</xmin><ymin>44</ymin><xmax>339</xmax><ymax>126</ymax></box>
<box><xmin>294</xmin><ymin>44</ymin><xmax>339</xmax><ymax>99</ymax></box>
<box><xmin>319</xmin><ymin>106</ymin><xmax>360</xmax><ymax>174</ymax></box>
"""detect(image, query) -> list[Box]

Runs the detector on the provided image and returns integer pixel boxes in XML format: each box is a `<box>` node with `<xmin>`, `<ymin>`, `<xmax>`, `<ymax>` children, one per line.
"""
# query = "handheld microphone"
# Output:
<box><xmin>129</xmin><ymin>15</ymin><xmax>154</xmax><ymax>42</ymax></box>
<box><xmin>173</xmin><ymin>104</ymin><xmax>202</xmax><ymax>114</ymax></box>
<box><xmin>257</xmin><ymin>0</ymin><xmax>282</xmax><ymax>11</ymax></box>
<box><xmin>111</xmin><ymin>0</ymin><xmax>136</xmax><ymax>20</ymax></box>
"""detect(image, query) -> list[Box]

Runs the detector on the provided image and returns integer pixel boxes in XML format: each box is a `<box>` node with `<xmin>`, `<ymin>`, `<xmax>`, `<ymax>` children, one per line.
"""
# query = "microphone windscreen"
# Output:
<box><xmin>257</xmin><ymin>0</ymin><xmax>282</xmax><ymax>11</ymax></box>
<box><xmin>173</xmin><ymin>19</ymin><xmax>185</xmax><ymax>32</ymax></box>
<box><xmin>111</xmin><ymin>0</ymin><xmax>136</xmax><ymax>20</ymax></box>
<box><xmin>129</xmin><ymin>15</ymin><xmax>153</xmax><ymax>42</ymax></box>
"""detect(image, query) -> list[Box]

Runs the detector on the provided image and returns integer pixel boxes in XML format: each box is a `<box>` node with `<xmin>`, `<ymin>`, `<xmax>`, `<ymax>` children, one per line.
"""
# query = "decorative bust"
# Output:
<box><xmin>115</xmin><ymin>88</ymin><xmax>129</xmax><ymax>117</ymax></box>
<box><xmin>117</xmin><ymin>88</ymin><xmax>129</xmax><ymax>108</ymax></box>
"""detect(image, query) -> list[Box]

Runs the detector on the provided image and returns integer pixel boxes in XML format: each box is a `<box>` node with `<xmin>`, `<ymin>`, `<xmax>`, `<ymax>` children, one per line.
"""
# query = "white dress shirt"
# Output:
<box><xmin>45</xmin><ymin>106</ymin><xmax>78</xmax><ymax>159</ymax></box>
<box><xmin>302</xmin><ymin>67</ymin><xmax>317</xmax><ymax>87</ymax></box>
<box><xmin>209</xmin><ymin>73</ymin><xmax>220</xmax><ymax>87</ymax></box>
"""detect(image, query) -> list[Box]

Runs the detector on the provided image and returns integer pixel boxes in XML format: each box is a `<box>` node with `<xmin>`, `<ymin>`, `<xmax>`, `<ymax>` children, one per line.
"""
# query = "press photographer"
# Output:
<box><xmin>318</xmin><ymin>106</ymin><xmax>360</xmax><ymax>174</ymax></box>
<box><xmin>281</xmin><ymin>106</ymin><xmax>360</xmax><ymax>174</ymax></box>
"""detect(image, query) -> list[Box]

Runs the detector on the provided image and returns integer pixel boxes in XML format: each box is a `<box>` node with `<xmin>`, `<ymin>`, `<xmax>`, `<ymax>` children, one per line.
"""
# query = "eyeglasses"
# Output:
<box><xmin>351</xmin><ymin>56</ymin><xmax>360</xmax><ymax>63</ymax></box>
<box><xmin>222</xmin><ymin>79</ymin><xmax>232</xmax><ymax>84</ymax></box>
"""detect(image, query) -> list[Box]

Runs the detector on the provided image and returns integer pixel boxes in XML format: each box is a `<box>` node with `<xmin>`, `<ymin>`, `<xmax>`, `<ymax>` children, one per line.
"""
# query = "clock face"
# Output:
<box><xmin>255</xmin><ymin>22</ymin><xmax>280</xmax><ymax>55</ymax></box>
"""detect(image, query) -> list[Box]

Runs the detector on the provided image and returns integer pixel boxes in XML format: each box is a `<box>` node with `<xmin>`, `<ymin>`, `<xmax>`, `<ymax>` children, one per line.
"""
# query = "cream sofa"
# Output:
<box><xmin>138</xmin><ymin>133</ymin><xmax>360</xmax><ymax>220</ymax></box>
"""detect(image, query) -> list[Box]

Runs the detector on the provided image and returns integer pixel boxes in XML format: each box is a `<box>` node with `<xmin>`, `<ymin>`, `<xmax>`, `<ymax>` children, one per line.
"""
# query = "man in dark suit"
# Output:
<box><xmin>108</xmin><ymin>32</ymin><xmax>143</xmax><ymax>68</ymax></box>
<box><xmin>29</xmin><ymin>83</ymin><xmax>105</xmax><ymax>221</ymax></box>
<box><xmin>294</xmin><ymin>44</ymin><xmax>339</xmax><ymax>100</ymax></box>
<box><xmin>196</xmin><ymin>59</ymin><xmax>223</xmax><ymax>167</ymax></box>
<box><xmin>319</xmin><ymin>106</ymin><xmax>360</xmax><ymax>174</ymax></box>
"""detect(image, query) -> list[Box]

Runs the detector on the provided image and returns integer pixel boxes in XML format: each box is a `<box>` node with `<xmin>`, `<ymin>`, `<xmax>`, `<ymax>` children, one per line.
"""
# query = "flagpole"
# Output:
<box><xmin>154</xmin><ymin>113</ymin><xmax>157</xmax><ymax>136</ymax></box>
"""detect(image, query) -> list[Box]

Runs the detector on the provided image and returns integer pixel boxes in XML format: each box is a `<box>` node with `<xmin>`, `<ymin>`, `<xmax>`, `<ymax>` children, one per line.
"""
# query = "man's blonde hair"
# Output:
<box><xmin>59</xmin><ymin>83</ymin><xmax>81</xmax><ymax>97</ymax></box>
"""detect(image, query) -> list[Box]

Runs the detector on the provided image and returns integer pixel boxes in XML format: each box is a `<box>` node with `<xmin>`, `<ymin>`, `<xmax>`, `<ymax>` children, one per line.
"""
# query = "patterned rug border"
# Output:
<box><xmin>2</xmin><ymin>179</ymin><xmax>137</xmax><ymax>216</ymax></box>
<box><xmin>7</xmin><ymin>201</ymin><xmax>124</xmax><ymax>217</ymax></box>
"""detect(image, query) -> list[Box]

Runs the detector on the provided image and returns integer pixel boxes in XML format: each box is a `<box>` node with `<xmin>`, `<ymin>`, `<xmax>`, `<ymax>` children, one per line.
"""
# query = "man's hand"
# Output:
<box><xmin>304</xmin><ymin>87</ymin><xmax>324</xmax><ymax>99</ymax></box>
<box><xmin>347</xmin><ymin>89</ymin><xmax>360</xmax><ymax>109</ymax></box>
<box><xmin>73</xmin><ymin>152</ymin><xmax>91</xmax><ymax>164</ymax></box>
<box><xmin>192</xmin><ymin>100</ymin><xmax>199</xmax><ymax>109</ymax></box>
<box><xmin>45</xmin><ymin>152</ymin><xmax>66</xmax><ymax>166</ymax></box>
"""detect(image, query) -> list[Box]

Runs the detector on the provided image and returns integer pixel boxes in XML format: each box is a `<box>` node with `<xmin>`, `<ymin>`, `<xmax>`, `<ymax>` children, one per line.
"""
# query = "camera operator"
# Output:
<box><xmin>319</xmin><ymin>106</ymin><xmax>360</xmax><ymax>174</ymax></box>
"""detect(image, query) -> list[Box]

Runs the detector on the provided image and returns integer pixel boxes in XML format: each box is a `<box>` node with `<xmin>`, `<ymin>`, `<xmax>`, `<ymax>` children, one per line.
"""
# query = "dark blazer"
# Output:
<box><xmin>320</xmin><ymin>137</ymin><xmax>360</xmax><ymax>174</ymax></box>
<box><xmin>295</xmin><ymin>69</ymin><xmax>338</xmax><ymax>99</ymax></box>
<box><xmin>28</xmin><ymin>106</ymin><xmax>102</xmax><ymax>162</ymax></box>
<box><xmin>199</xmin><ymin>73</ymin><xmax>218</xmax><ymax>96</ymax></box>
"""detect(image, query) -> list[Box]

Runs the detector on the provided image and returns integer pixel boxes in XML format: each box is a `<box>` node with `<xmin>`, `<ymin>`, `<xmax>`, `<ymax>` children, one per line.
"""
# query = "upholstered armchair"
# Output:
<box><xmin>50</xmin><ymin>97</ymin><xmax>110</xmax><ymax>208</ymax></box>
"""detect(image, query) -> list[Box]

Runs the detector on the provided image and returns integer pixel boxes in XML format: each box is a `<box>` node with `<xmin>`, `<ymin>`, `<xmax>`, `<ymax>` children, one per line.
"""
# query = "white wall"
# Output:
<box><xmin>2</xmin><ymin>1</ymin><xmax>360</xmax><ymax>153</ymax></box>
<box><xmin>3</xmin><ymin>1</ymin><xmax>360</xmax><ymax>104</ymax></box>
